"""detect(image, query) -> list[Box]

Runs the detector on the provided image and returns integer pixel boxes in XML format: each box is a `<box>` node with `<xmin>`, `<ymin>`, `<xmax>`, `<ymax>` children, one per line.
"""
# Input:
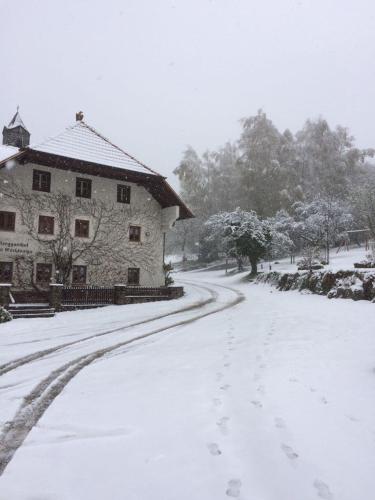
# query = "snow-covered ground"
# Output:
<box><xmin>1</xmin><ymin>270</ymin><xmax>375</xmax><ymax>500</ymax></box>
<box><xmin>263</xmin><ymin>245</ymin><xmax>372</xmax><ymax>274</ymax></box>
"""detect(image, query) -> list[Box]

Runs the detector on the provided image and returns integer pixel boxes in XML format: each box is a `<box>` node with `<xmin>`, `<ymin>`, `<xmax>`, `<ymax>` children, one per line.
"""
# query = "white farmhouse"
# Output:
<box><xmin>0</xmin><ymin>110</ymin><xmax>192</xmax><ymax>293</ymax></box>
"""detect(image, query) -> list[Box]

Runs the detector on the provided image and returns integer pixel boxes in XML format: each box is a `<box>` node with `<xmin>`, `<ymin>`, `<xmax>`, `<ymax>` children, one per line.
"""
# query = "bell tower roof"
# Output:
<box><xmin>7</xmin><ymin>108</ymin><xmax>28</xmax><ymax>131</ymax></box>
<box><xmin>2</xmin><ymin>107</ymin><xmax>30</xmax><ymax>147</ymax></box>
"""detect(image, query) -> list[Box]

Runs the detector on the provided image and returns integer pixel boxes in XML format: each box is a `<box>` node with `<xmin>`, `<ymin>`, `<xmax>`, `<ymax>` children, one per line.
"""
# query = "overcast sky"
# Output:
<box><xmin>1</xmin><ymin>0</ymin><xmax>374</xmax><ymax>188</ymax></box>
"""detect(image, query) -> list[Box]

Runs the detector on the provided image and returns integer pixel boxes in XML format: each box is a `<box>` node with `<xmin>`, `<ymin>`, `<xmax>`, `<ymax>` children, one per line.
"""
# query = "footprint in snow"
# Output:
<box><xmin>216</xmin><ymin>372</ymin><xmax>224</xmax><ymax>381</ymax></box>
<box><xmin>345</xmin><ymin>414</ymin><xmax>359</xmax><ymax>423</ymax></box>
<box><xmin>320</xmin><ymin>397</ymin><xmax>328</xmax><ymax>405</ymax></box>
<box><xmin>213</xmin><ymin>398</ymin><xmax>222</xmax><ymax>407</ymax></box>
<box><xmin>216</xmin><ymin>416</ymin><xmax>230</xmax><ymax>435</ymax></box>
<box><xmin>256</xmin><ymin>384</ymin><xmax>265</xmax><ymax>395</ymax></box>
<box><xmin>224</xmin><ymin>362</ymin><xmax>231</xmax><ymax>368</ymax></box>
<box><xmin>274</xmin><ymin>417</ymin><xmax>286</xmax><ymax>429</ymax></box>
<box><xmin>281</xmin><ymin>443</ymin><xmax>298</xmax><ymax>461</ymax></box>
<box><xmin>251</xmin><ymin>400</ymin><xmax>263</xmax><ymax>409</ymax></box>
<box><xmin>220</xmin><ymin>384</ymin><xmax>231</xmax><ymax>391</ymax></box>
<box><xmin>313</xmin><ymin>479</ymin><xmax>333</xmax><ymax>499</ymax></box>
<box><xmin>207</xmin><ymin>442</ymin><xmax>222</xmax><ymax>456</ymax></box>
<box><xmin>289</xmin><ymin>377</ymin><xmax>299</xmax><ymax>383</ymax></box>
<box><xmin>226</xmin><ymin>479</ymin><xmax>242</xmax><ymax>498</ymax></box>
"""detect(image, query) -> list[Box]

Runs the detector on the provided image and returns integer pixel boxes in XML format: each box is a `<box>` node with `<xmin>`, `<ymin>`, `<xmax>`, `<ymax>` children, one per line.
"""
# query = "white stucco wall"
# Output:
<box><xmin>0</xmin><ymin>161</ymin><xmax>178</xmax><ymax>288</ymax></box>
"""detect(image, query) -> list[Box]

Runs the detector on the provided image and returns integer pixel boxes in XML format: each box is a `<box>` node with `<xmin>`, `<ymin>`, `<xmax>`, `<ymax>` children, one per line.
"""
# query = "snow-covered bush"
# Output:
<box><xmin>297</xmin><ymin>246</ymin><xmax>323</xmax><ymax>271</ymax></box>
<box><xmin>256</xmin><ymin>269</ymin><xmax>375</xmax><ymax>302</ymax></box>
<box><xmin>0</xmin><ymin>306</ymin><xmax>12</xmax><ymax>323</ymax></box>
<box><xmin>163</xmin><ymin>262</ymin><xmax>174</xmax><ymax>286</ymax></box>
<box><xmin>354</xmin><ymin>245</ymin><xmax>375</xmax><ymax>268</ymax></box>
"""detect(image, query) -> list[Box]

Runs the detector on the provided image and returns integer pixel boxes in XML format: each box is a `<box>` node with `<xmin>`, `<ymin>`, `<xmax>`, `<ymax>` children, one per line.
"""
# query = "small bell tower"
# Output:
<box><xmin>2</xmin><ymin>107</ymin><xmax>30</xmax><ymax>147</ymax></box>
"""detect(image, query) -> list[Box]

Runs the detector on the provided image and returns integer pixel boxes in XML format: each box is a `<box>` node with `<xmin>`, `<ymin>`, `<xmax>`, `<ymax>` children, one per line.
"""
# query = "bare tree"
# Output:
<box><xmin>2</xmin><ymin>179</ymin><xmax>161</xmax><ymax>286</ymax></box>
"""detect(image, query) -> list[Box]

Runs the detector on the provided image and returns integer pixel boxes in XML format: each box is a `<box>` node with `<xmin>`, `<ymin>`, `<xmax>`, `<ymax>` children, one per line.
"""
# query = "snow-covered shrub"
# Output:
<box><xmin>321</xmin><ymin>271</ymin><xmax>336</xmax><ymax>294</ymax></box>
<box><xmin>297</xmin><ymin>246</ymin><xmax>323</xmax><ymax>271</ymax></box>
<box><xmin>163</xmin><ymin>262</ymin><xmax>174</xmax><ymax>286</ymax></box>
<box><xmin>328</xmin><ymin>275</ymin><xmax>364</xmax><ymax>300</ymax></box>
<box><xmin>354</xmin><ymin>248</ymin><xmax>375</xmax><ymax>268</ymax></box>
<box><xmin>257</xmin><ymin>268</ymin><xmax>375</xmax><ymax>303</ymax></box>
<box><xmin>0</xmin><ymin>306</ymin><xmax>12</xmax><ymax>323</ymax></box>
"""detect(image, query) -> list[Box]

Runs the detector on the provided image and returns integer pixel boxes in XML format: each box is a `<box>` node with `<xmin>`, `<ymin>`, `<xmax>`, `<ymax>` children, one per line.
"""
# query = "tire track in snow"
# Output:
<box><xmin>0</xmin><ymin>281</ymin><xmax>244</xmax><ymax>475</ymax></box>
<box><xmin>0</xmin><ymin>283</ymin><xmax>216</xmax><ymax>377</ymax></box>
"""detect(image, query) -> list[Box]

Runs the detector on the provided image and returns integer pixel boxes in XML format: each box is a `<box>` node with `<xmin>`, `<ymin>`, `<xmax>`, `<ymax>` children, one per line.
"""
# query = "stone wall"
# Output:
<box><xmin>256</xmin><ymin>270</ymin><xmax>375</xmax><ymax>302</ymax></box>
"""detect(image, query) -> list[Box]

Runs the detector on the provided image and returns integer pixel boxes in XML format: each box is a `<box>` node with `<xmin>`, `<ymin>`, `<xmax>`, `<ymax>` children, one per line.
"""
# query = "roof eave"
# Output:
<box><xmin>12</xmin><ymin>148</ymin><xmax>193</xmax><ymax>220</ymax></box>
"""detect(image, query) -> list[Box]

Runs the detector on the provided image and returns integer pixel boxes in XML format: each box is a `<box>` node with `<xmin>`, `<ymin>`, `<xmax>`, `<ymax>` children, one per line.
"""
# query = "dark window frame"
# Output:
<box><xmin>0</xmin><ymin>262</ymin><xmax>13</xmax><ymax>282</ymax></box>
<box><xmin>32</xmin><ymin>169</ymin><xmax>51</xmax><ymax>193</ymax></box>
<box><xmin>128</xmin><ymin>267</ymin><xmax>140</xmax><ymax>285</ymax></box>
<box><xmin>72</xmin><ymin>265</ymin><xmax>87</xmax><ymax>285</ymax></box>
<box><xmin>117</xmin><ymin>184</ymin><xmax>131</xmax><ymax>204</ymax></box>
<box><xmin>129</xmin><ymin>225</ymin><xmax>141</xmax><ymax>242</ymax></box>
<box><xmin>36</xmin><ymin>263</ymin><xmax>52</xmax><ymax>284</ymax></box>
<box><xmin>0</xmin><ymin>211</ymin><xmax>16</xmax><ymax>232</ymax></box>
<box><xmin>75</xmin><ymin>219</ymin><xmax>90</xmax><ymax>238</ymax></box>
<box><xmin>76</xmin><ymin>177</ymin><xmax>92</xmax><ymax>199</ymax></box>
<box><xmin>38</xmin><ymin>215</ymin><xmax>55</xmax><ymax>235</ymax></box>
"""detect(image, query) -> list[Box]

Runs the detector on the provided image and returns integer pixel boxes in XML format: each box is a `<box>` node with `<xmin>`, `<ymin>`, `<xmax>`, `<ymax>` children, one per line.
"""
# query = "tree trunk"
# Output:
<box><xmin>249</xmin><ymin>257</ymin><xmax>258</xmax><ymax>275</ymax></box>
<box><xmin>237</xmin><ymin>256</ymin><xmax>243</xmax><ymax>272</ymax></box>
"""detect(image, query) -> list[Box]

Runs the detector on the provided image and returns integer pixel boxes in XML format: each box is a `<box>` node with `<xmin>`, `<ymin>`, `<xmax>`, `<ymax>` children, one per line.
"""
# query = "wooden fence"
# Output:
<box><xmin>61</xmin><ymin>286</ymin><xmax>115</xmax><ymax>305</ymax></box>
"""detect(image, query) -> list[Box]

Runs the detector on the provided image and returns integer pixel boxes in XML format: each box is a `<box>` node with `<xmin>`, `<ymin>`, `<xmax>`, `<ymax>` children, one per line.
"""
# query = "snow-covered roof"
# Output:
<box><xmin>0</xmin><ymin>144</ymin><xmax>20</xmax><ymax>163</ymax></box>
<box><xmin>6</xmin><ymin>111</ymin><xmax>28</xmax><ymax>131</ymax></box>
<box><xmin>30</xmin><ymin>121</ymin><xmax>160</xmax><ymax>176</ymax></box>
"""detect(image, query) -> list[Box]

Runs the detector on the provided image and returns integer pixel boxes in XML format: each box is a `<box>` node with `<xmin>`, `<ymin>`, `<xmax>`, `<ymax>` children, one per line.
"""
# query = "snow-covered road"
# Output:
<box><xmin>1</xmin><ymin>271</ymin><xmax>375</xmax><ymax>500</ymax></box>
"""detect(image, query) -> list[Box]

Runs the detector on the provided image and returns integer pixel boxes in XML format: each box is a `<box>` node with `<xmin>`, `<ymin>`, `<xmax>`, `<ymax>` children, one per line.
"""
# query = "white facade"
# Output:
<box><xmin>0</xmin><ymin>118</ymin><xmax>190</xmax><ymax>289</ymax></box>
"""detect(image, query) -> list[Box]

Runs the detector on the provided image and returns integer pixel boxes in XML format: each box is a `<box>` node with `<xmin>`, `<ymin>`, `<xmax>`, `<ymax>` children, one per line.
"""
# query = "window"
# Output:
<box><xmin>117</xmin><ymin>184</ymin><xmax>131</xmax><ymax>204</ymax></box>
<box><xmin>72</xmin><ymin>265</ymin><xmax>87</xmax><ymax>285</ymax></box>
<box><xmin>38</xmin><ymin>215</ymin><xmax>54</xmax><ymax>235</ymax></box>
<box><xmin>76</xmin><ymin>177</ymin><xmax>92</xmax><ymax>198</ymax></box>
<box><xmin>0</xmin><ymin>211</ymin><xmax>15</xmax><ymax>231</ymax></box>
<box><xmin>0</xmin><ymin>262</ymin><xmax>13</xmax><ymax>282</ymax></box>
<box><xmin>128</xmin><ymin>267</ymin><xmax>140</xmax><ymax>285</ymax></box>
<box><xmin>129</xmin><ymin>225</ymin><xmax>141</xmax><ymax>242</ymax></box>
<box><xmin>36</xmin><ymin>263</ymin><xmax>52</xmax><ymax>284</ymax></box>
<box><xmin>75</xmin><ymin>219</ymin><xmax>90</xmax><ymax>238</ymax></box>
<box><xmin>33</xmin><ymin>169</ymin><xmax>51</xmax><ymax>192</ymax></box>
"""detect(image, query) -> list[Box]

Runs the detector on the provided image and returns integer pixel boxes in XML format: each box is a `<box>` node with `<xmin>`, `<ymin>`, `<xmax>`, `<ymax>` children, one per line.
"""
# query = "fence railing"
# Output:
<box><xmin>62</xmin><ymin>286</ymin><xmax>115</xmax><ymax>305</ymax></box>
<box><xmin>1</xmin><ymin>285</ymin><xmax>184</xmax><ymax>309</ymax></box>
<box><xmin>121</xmin><ymin>286</ymin><xmax>169</xmax><ymax>297</ymax></box>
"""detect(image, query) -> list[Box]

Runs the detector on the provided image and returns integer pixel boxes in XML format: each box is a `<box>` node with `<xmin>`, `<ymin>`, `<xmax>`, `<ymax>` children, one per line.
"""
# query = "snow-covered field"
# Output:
<box><xmin>266</xmin><ymin>245</ymin><xmax>371</xmax><ymax>274</ymax></box>
<box><xmin>1</xmin><ymin>270</ymin><xmax>375</xmax><ymax>500</ymax></box>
